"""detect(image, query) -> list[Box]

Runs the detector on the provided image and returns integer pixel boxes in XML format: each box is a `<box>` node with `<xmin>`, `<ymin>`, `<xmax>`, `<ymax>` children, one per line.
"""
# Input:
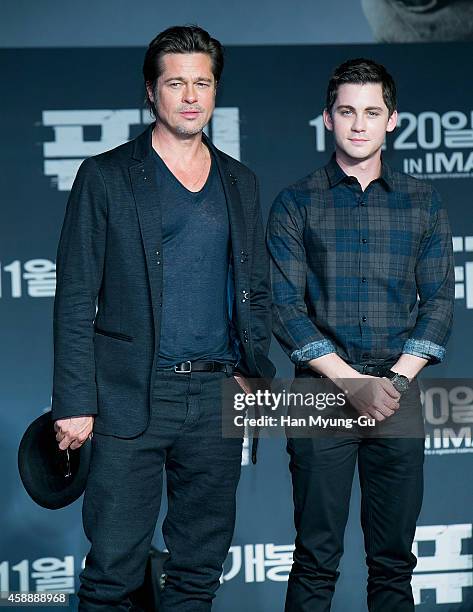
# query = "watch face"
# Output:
<box><xmin>392</xmin><ymin>374</ymin><xmax>410</xmax><ymax>393</ymax></box>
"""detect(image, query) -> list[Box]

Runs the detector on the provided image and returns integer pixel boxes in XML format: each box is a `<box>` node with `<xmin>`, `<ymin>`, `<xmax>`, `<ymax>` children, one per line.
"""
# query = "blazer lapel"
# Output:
<box><xmin>211</xmin><ymin>149</ymin><xmax>250</xmax><ymax>334</ymax></box>
<box><xmin>129</xmin><ymin>126</ymin><xmax>163</xmax><ymax>336</ymax></box>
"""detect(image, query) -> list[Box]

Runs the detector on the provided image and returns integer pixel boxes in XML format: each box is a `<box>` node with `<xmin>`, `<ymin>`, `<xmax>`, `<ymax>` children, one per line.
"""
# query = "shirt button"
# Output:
<box><xmin>361</xmin><ymin>277</ymin><xmax>367</xmax><ymax>283</ymax></box>
<box><xmin>360</xmin><ymin>201</ymin><xmax>365</xmax><ymax>207</ymax></box>
<box><xmin>362</xmin><ymin>316</ymin><xmax>367</xmax><ymax>322</ymax></box>
<box><xmin>362</xmin><ymin>238</ymin><xmax>368</xmax><ymax>244</ymax></box>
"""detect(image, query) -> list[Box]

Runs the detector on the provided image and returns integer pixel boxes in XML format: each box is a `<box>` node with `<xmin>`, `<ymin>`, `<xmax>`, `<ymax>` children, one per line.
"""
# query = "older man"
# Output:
<box><xmin>52</xmin><ymin>25</ymin><xmax>274</xmax><ymax>611</ymax></box>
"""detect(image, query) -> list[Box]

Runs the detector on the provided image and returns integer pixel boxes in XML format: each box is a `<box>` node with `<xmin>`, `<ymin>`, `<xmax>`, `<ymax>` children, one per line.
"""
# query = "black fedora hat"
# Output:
<box><xmin>18</xmin><ymin>411</ymin><xmax>92</xmax><ymax>510</ymax></box>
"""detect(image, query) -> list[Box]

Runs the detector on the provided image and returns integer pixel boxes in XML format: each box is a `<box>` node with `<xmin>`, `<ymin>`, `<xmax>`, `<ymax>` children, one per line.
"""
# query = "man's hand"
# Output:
<box><xmin>307</xmin><ymin>353</ymin><xmax>401</xmax><ymax>422</ymax></box>
<box><xmin>54</xmin><ymin>416</ymin><xmax>95</xmax><ymax>451</ymax></box>
<box><xmin>343</xmin><ymin>375</ymin><xmax>401</xmax><ymax>422</ymax></box>
<box><xmin>233</xmin><ymin>374</ymin><xmax>252</xmax><ymax>395</ymax></box>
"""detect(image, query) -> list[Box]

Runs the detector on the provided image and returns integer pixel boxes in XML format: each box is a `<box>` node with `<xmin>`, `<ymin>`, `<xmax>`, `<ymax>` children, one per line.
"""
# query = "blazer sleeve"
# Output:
<box><xmin>249</xmin><ymin>175</ymin><xmax>276</xmax><ymax>381</ymax></box>
<box><xmin>51</xmin><ymin>157</ymin><xmax>107</xmax><ymax>420</ymax></box>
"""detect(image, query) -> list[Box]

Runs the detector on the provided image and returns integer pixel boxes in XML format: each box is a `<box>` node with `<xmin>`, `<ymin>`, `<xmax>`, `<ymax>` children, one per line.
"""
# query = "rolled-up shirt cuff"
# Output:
<box><xmin>402</xmin><ymin>338</ymin><xmax>446</xmax><ymax>364</ymax></box>
<box><xmin>291</xmin><ymin>339</ymin><xmax>337</xmax><ymax>364</ymax></box>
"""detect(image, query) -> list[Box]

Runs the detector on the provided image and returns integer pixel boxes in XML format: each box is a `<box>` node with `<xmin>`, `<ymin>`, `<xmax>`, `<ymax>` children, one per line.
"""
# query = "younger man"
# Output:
<box><xmin>267</xmin><ymin>58</ymin><xmax>454</xmax><ymax>611</ymax></box>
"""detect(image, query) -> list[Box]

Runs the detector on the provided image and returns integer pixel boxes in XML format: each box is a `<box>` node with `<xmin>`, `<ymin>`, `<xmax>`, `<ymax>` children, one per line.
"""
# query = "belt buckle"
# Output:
<box><xmin>174</xmin><ymin>360</ymin><xmax>192</xmax><ymax>373</ymax></box>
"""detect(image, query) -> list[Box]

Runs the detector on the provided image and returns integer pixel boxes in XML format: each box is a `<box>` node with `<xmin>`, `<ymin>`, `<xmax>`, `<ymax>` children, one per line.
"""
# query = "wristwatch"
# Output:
<box><xmin>386</xmin><ymin>370</ymin><xmax>410</xmax><ymax>394</ymax></box>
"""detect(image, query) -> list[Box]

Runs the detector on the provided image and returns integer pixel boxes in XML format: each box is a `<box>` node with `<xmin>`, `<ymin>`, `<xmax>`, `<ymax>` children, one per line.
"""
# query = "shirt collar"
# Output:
<box><xmin>325</xmin><ymin>153</ymin><xmax>394</xmax><ymax>191</ymax></box>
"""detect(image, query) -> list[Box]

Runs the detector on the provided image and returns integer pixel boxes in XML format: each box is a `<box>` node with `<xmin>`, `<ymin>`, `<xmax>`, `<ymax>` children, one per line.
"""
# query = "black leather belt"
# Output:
<box><xmin>350</xmin><ymin>363</ymin><xmax>395</xmax><ymax>377</ymax></box>
<box><xmin>173</xmin><ymin>360</ymin><xmax>235</xmax><ymax>374</ymax></box>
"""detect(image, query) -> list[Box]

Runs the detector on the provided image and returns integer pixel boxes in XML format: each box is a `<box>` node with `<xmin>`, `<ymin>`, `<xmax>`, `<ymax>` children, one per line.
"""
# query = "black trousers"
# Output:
<box><xmin>285</xmin><ymin>379</ymin><xmax>425</xmax><ymax>612</ymax></box>
<box><xmin>78</xmin><ymin>370</ymin><xmax>243</xmax><ymax>612</ymax></box>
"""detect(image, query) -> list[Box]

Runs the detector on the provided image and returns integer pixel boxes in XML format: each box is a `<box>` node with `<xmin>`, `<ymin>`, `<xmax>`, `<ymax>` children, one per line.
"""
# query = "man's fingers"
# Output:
<box><xmin>58</xmin><ymin>436</ymin><xmax>72</xmax><ymax>451</ymax></box>
<box><xmin>69</xmin><ymin>438</ymin><xmax>86</xmax><ymax>450</ymax></box>
<box><xmin>364</xmin><ymin>406</ymin><xmax>388</xmax><ymax>422</ymax></box>
<box><xmin>384</xmin><ymin>398</ymin><xmax>400</xmax><ymax>411</ymax></box>
<box><xmin>60</xmin><ymin>434</ymin><xmax>89</xmax><ymax>451</ymax></box>
<box><xmin>234</xmin><ymin>375</ymin><xmax>252</xmax><ymax>394</ymax></box>
<box><xmin>372</xmin><ymin>409</ymin><xmax>385</xmax><ymax>422</ymax></box>
<box><xmin>380</xmin><ymin>377</ymin><xmax>401</xmax><ymax>399</ymax></box>
<box><xmin>377</xmin><ymin>404</ymin><xmax>395</xmax><ymax>418</ymax></box>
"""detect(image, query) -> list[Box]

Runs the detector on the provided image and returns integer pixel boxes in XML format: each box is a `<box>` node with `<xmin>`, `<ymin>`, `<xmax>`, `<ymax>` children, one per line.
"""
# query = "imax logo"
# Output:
<box><xmin>422</xmin><ymin>383</ymin><xmax>473</xmax><ymax>454</ymax></box>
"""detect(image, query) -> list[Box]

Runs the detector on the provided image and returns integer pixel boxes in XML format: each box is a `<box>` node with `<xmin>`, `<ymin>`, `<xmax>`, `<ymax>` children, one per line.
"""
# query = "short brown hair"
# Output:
<box><xmin>326</xmin><ymin>58</ymin><xmax>397</xmax><ymax>117</ymax></box>
<box><xmin>143</xmin><ymin>25</ymin><xmax>224</xmax><ymax>118</ymax></box>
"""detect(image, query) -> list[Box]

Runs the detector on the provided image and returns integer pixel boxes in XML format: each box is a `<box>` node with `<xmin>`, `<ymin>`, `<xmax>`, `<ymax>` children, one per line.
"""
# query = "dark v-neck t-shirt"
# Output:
<box><xmin>153</xmin><ymin>147</ymin><xmax>236</xmax><ymax>368</ymax></box>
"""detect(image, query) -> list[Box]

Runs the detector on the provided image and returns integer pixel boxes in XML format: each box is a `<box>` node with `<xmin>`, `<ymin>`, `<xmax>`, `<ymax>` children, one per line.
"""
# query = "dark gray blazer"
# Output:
<box><xmin>52</xmin><ymin>124</ymin><xmax>274</xmax><ymax>437</ymax></box>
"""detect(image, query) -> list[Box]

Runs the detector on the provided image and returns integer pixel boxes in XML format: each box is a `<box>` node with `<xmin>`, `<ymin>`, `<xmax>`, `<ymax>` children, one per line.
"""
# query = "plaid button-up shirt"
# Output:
<box><xmin>267</xmin><ymin>155</ymin><xmax>455</xmax><ymax>366</ymax></box>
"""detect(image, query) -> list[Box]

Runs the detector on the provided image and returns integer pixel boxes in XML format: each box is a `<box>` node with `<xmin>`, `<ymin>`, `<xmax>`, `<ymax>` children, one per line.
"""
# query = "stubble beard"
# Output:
<box><xmin>174</xmin><ymin>121</ymin><xmax>207</xmax><ymax>137</ymax></box>
<box><xmin>153</xmin><ymin>87</ymin><xmax>211</xmax><ymax>138</ymax></box>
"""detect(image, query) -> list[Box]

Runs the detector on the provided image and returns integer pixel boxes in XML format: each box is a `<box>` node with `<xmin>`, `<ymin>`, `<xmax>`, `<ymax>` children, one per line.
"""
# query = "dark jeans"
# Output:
<box><xmin>78</xmin><ymin>370</ymin><xmax>243</xmax><ymax>612</ymax></box>
<box><xmin>285</xmin><ymin>379</ymin><xmax>425</xmax><ymax>612</ymax></box>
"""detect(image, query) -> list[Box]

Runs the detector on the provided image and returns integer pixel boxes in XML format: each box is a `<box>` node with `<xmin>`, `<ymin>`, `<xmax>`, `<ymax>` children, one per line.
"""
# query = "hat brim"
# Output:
<box><xmin>18</xmin><ymin>412</ymin><xmax>92</xmax><ymax>510</ymax></box>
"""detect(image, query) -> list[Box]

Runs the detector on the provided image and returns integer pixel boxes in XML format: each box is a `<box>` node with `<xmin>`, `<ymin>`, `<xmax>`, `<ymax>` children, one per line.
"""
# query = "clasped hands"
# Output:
<box><xmin>339</xmin><ymin>375</ymin><xmax>401</xmax><ymax>422</ymax></box>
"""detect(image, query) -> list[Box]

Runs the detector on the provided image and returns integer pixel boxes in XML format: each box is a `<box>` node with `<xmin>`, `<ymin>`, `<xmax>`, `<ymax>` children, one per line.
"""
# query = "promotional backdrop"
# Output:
<box><xmin>1</xmin><ymin>42</ymin><xmax>472</xmax><ymax>610</ymax></box>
